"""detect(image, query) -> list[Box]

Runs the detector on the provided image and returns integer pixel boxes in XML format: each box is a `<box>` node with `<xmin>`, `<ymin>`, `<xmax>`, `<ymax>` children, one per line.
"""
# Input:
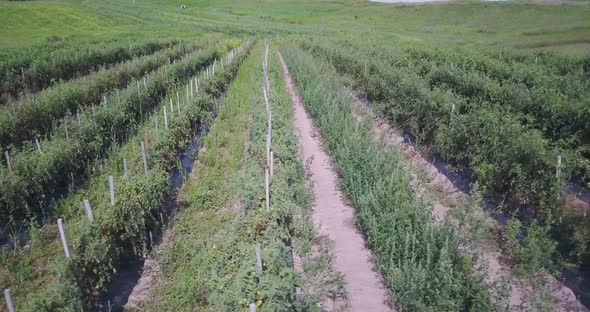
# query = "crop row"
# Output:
<box><xmin>280</xmin><ymin>45</ymin><xmax>493</xmax><ymax>311</ymax></box>
<box><xmin>301</xmin><ymin>40</ymin><xmax>590</xmax><ymax>271</ymax></box>
<box><xmin>0</xmin><ymin>39</ymin><xmax>211</xmax><ymax>149</ymax></box>
<box><xmin>378</xmin><ymin>45</ymin><xmax>590</xmax><ymax>183</ymax></box>
<box><xmin>0</xmin><ymin>40</ymin><xmax>251</xmax><ymax>311</ymax></box>
<box><xmin>0</xmin><ymin>39</ymin><xmax>178</xmax><ymax>99</ymax></box>
<box><xmin>302</xmin><ymin>40</ymin><xmax>566</xmax><ymax>214</ymax></box>
<box><xmin>0</xmin><ymin>41</ymin><xmax>233</xmax><ymax>229</ymax></box>
<box><xmin>149</xmin><ymin>42</ymin><xmax>341</xmax><ymax>311</ymax></box>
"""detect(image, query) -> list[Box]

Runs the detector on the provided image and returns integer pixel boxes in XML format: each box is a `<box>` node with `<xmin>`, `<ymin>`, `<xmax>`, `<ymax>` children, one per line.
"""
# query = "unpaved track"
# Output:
<box><xmin>278</xmin><ymin>52</ymin><xmax>391</xmax><ymax>312</ymax></box>
<box><xmin>348</xmin><ymin>91</ymin><xmax>585</xmax><ymax>312</ymax></box>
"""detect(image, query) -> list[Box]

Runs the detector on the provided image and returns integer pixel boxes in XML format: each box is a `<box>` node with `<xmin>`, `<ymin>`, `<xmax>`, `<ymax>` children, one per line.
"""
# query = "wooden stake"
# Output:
<box><xmin>143</xmin><ymin>76</ymin><xmax>147</xmax><ymax>90</ymax></box>
<box><xmin>35</xmin><ymin>138</ymin><xmax>42</xmax><ymax>153</ymax></box>
<box><xmin>265</xmin><ymin>168</ymin><xmax>270</xmax><ymax>212</ymax></box>
<box><xmin>5</xmin><ymin>151</ymin><xmax>12</xmax><ymax>174</ymax></box>
<box><xmin>164</xmin><ymin>106</ymin><xmax>168</xmax><ymax>129</ymax></box>
<box><xmin>76</xmin><ymin>112</ymin><xmax>81</xmax><ymax>124</ymax></box>
<box><xmin>92</xmin><ymin>103</ymin><xmax>97</xmax><ymax>127</ymax></box>
<box><xmin>109</xmin><ymin>176</ymin><xmax>115</xmax><ymax>206</ymax></box>
<box><xmin>170</xmin><ymin>98</ymin><xmax>174</xmax><ymax>114</ymax></box>
<box><xmin>141</xmin><ymin>141</ymin><xmax>148</xmax><ymax>175</ymax></box>
<box><xmin>195</xmin><ymin>77</ymin><xmax>199</xmax><ymax>94</ymax></box>
<box><xmin>256</xmin><ymin>244</ymin><xmax>263</xmax><ymax>275</ymax></box>
<box><xmin>190</xmin><ymin>81</ymin><xmax>194</xmax><ymax>98</ymax></box>
<box><xmin>123</xmin><ymin>158</ymin><xmax>129</xmax><ymax>178</ymax></box>
<box><xmin>57</xmin><ymin>219</ymin><xmax>71</xmax><ymax>258</ymax></box>
<box><xmin>176</xmin><ymin>92</ymin><xmax>180</xmax><ymax>110</ymax></box>
<box><xmin>104</xmin><ymin>95</ymin><xmax>108</xmax><ymax>107</ymax></box>
<box><xmin>137</xmin><ymin>80</ymin><xmax>141</xmax><ymax>94</ymax></box>
<box><xmin>84</xmin><ymin>199</ymin><xmax>94</xmax><ymax>223</ymax></box>
<box><xmin>4</xmin><ymin>288</ymin><xmax>15</xmax><ymax>312</ymax></box>
<box><xmin>556</xmin><ymin>155</ymin><xmax>562</xmax><ymax>179</ymax></box>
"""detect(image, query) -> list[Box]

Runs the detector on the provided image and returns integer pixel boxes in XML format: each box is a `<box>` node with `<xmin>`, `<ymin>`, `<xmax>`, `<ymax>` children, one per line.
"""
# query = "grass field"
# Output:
<box><xmin>1</xmin><ymin>0</ymin><xmax>589</xmax><ymax>54</ymax></box>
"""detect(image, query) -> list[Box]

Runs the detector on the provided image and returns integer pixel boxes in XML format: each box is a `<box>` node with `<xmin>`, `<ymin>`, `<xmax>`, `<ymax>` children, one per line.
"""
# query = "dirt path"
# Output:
<box><xmin>278</xmin><ymin>52</ymin><xmax>391</xmax><ymax>312</ymax></box>
<box><xmin>348</xmin><ymin>91</ymin><xmax>585</xmax><ymax>311</ymax></box>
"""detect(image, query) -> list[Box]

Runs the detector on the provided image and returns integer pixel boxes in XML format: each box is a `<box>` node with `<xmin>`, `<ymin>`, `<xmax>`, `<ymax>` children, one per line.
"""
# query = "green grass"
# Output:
<box><xmin>1</xmin><ymin>0</ymin><xmax>589</xmax><ymax>54</ymax></box>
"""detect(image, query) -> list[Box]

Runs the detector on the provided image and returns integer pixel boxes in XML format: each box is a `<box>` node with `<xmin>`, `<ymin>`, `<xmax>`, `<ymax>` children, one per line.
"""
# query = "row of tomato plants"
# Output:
<box><xmin>0</xmin><ymin>41</ymin><xmax>233</xmax><ymax>230</ymax></box>
<box><xmin>148</xmin><ymin>42</ymin><xmax>341</xmax><ymax>311</ymax></box>
<box><xmin>386</xmin><ymin>46</ymin><xmax>590</xmax><ymax>184</ymax></box>
<box><xmin>1</xmin><ymin>39</ymin><xmax>178</xmax><ymax>100</ymax></box>
<box><xmin>0</xmin><ymin>38</ymin><xmax>211</xmax><ymax>149</ymax></box>
<box><xmin>301</xmin><ymin>40</ymin><xmax>590</xmax><ymax>270</ymax></box>
<box><xmin>280</xmin><ymin>45</ymin><xmax>494</xmax><ymax>311</ymax></box>
<box><xmin>0</xmin><ymin>40</ymin><xmax>251</xmax><ymax>311</ymax></box>
<box><xmin>302</xmin><ymin>40</ymin><xmax>566</xmax><ymax>215</ymax></box>
<box><xmin>0</xmin><ymin>38</ymin><xmax>92</xmax><ymax>98</ymax></box>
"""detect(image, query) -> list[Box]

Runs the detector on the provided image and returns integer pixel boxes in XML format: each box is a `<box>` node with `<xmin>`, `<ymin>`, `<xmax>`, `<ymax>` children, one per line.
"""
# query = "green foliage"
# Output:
<box><xmin>0</xmin><ymin>39</ymin><xmax>211</xmax><ymax>148</ymax></box>
<box><xmin>281</xmin><ymin>45</ymin><xmax>493</xmax><ymax>311</ymax></box>
<box><xmin>0</xmin><ymin>39</ymin><xmax>178</xmax><ymax>99</ymax></box>
<box><xmin>506</xmin><ymin>218</ymin><xmax>557</xmax><ymax>276</ymax></box>
<box><xmin>151</xmin><ymin>41</ymin><xmax>341</xmax><ymax>311</ymax></box>
<box><xmin>0</xmin><ymin>42</ymin><xmax>232</xmax><ymax>227</ymax></box>
<box><xmin>0</xmin><ymin>41</ymin><xmax>249</xmax><ymax>310</ymax></box>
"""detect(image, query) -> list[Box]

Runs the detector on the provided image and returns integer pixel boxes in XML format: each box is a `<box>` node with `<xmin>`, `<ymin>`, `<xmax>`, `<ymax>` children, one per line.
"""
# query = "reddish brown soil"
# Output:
<box><xmin>278</xmin><ymin>52</ymin><xmax>392</xmax><ymax>312</ymax></box>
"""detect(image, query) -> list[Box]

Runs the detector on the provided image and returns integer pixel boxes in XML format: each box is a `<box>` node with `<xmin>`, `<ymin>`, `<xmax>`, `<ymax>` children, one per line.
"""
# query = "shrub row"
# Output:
<box><xmin>0</xmin><ymin>39</ymin><xmax>210</xmax><ymax>149</ymax></box>
<box><xmin>1</xmin><ymin>39</ymin><xmax>178</xmax><ymax>98</ymax></box>
<box><xmin>150</xmin><ymin>42</ymin><xmax>340</xmax><ymax>311</ymax></box>
<box><xmin>0</xmin><ymin>42</ymin><xmax>234</xmax><ymax>228</ymax></box>
<box><xmin>302</xmin><ymin>40</ymin><xmax>566</xmax><ymax>217</ymax></box>
<box><xmin>281</xmin><ymin>45</ymin><xmax>493</xmax><ymax>311</ymax></box>
<box><xmin>391</xmin><ymin>47</ymin><xmax>590</xmax><ymax>183</ymax></box>
<box><xmin>0</xmin><ymin>40</ymin><xmax>251</xmax><ymax>311</ymax></box>
<box><xmin>302</xmin><ymin>40</ymin><xmax>590</xmax><ymax>271</ymax></box>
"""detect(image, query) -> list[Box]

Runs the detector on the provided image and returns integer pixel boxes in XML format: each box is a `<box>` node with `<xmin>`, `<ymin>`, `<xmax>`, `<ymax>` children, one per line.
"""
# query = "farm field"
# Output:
<box><xmin>1</xmin><ymin>0</ymin><xmax>589</xmax><ymax>311</ymax></box>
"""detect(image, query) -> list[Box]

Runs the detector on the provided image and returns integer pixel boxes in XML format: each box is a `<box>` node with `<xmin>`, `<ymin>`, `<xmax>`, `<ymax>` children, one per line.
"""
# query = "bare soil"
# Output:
<box><xmin>278</xmin><ymin>52</ymin><xmax>392</xmax><ymax>312</ymax></box>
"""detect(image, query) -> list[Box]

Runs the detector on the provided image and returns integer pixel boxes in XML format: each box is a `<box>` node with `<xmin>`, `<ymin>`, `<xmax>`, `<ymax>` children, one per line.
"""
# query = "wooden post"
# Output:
<box><xmin>35</xmin><ymin>138</ymin><xmax>42</xmax><ymax>153</ymax></box>
<box><xmin>256</xmin><ymin>244</ymin><xmax>263</xmax><ymax>275</ymax></box>
<box><xmin>4</xmin><ymin>288</ymin><xmax>15</xmax><ymax>312</ymax></box>
<box><xmin>76</xmin><ymin>112</ymin><xmax>81</xmax><ymax>124</ymax></box>
<box><xmin>265</xmin><ymin>168</ymin><xmax>270</xmax><ymax>212</ymax></box>
<box><xmin>92</xmin><ymin>103</ymin><xmax>97</xmax><ymax>127</ymax></box>
<box><xmin>190</xmin><ymin>81</ymin><xmax>194</xmax><ymax>98</ymax></box>
<box><xmin>65</xmin><ymin>121</ymin><xmax>70</xmax><ymax>143</ymax></box>
<box><xmin>4</xmin><ymin>151</ymin><xmax>12</xmax><ymax>174</ymax></box>
<box><xmin>143</xmin><ymin>76</ymin><xmax>147</xmax><ymax>90</ymax></box>
<box><xmin>123</xmin><ymin>158</ymin><xmax>129</xmax><ymax>178</ymax></box>
<box><xmin>141</xmin><ymin>141</ymin><xmax>148</xmax><ymax>175</ymax></box>
<box><xmin>109</xmin><ymin>176</ymin><xmax>115</xmax><ymax>206</ymax></box>
<box><xmin>170</xmin><ymin>98</ymin><xmax>174</xmax><ymax>114</ymax></box>
<box><xmin>136</xmin><ymin>80</ymin><xmax>141</xmax><ymax>94</ymax></box>
<box><xmin>84</xmin><ymin>199</ymin><xmax>94</xmax><ymax>223</ymax></box>
<box><xmin>57</xmin><ymin>218</ymin><xmax>71</xmax><ymax>258</ymax></box>
<box><xmin>164</xmin><ymin>106</ymin><xmax>169</xmax><ymax>129</ymax></box>
<box><xmin>195</xmin><ymin>77</ymin><xmax>199</xmax><ymax>94</ymax></box>
<box><xmin>556</xmin><ymin>155</ymin><xmax>562</xmax><ymax>179</ymax></box>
